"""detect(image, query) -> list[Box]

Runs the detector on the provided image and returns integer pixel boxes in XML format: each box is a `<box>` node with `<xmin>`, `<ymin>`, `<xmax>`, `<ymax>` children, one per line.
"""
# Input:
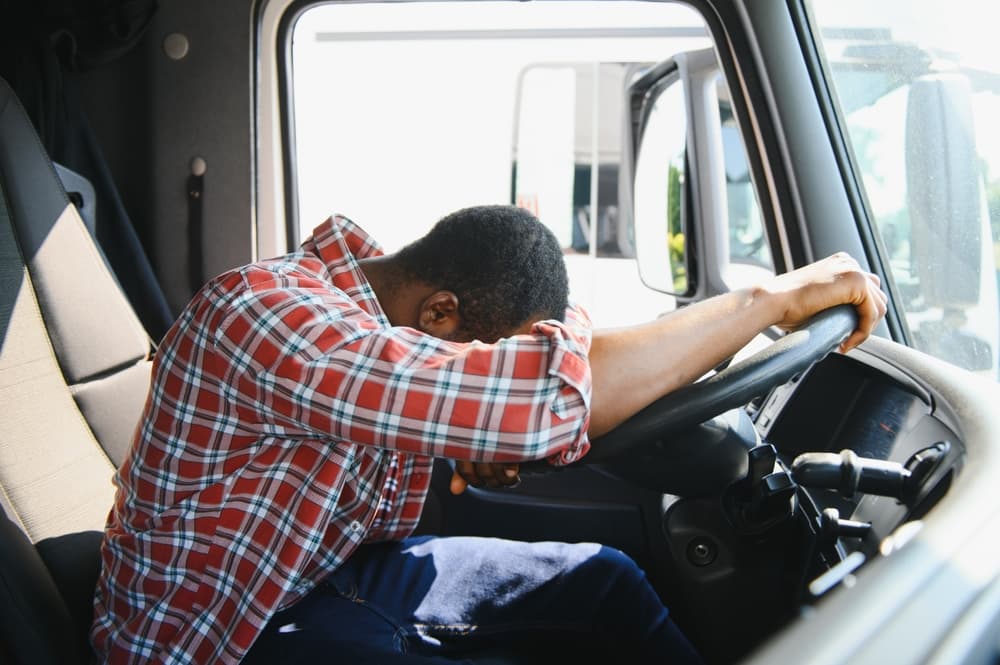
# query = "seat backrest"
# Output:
<box><xmin>0</xmin><ymin>75</ymin><xmax>154</xmax><ymax>663</ymax></box>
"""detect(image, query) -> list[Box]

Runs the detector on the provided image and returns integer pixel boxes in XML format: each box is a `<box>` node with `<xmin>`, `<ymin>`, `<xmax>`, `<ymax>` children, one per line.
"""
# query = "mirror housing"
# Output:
<box><xmin>623</xmin><ymin>48</ymin><xmax>724</xmax><ymax>299</ymax></box>
<box><xmin>905</xmin><ymin>74</ymin><xmax>995</xmax><ymax>371</ymax></box>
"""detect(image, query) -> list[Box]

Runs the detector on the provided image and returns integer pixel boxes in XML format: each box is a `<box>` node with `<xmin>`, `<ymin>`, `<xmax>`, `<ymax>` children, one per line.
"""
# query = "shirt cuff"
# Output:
<box><xmin>532</xmin><ymin>302</ymin><xmax>593</xmax><ymax>465</ymax></box>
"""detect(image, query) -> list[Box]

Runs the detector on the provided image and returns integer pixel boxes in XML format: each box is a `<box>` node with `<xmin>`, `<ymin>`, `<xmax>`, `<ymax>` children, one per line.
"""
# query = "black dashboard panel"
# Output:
<box><xmin>754</xmin><ymin>353</ymin><xmax>962</xmax><ymax>548</ymax></box>
<box><xmin>761</xmin><ymin>353</ymin><xmax>930</xmax><ymax>459</ymax></box>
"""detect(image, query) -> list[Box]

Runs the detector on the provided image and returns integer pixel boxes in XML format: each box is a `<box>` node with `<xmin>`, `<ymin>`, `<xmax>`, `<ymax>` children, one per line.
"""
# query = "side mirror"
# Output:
<box><xmin>626</xmin><ymin>66</ymin><xmax>690</xmax><ymax>294</ymax></box>
<box><xmin>906</xmin><ymin>74</ymin><xmax>983</xmax><ymax>306</ymax></box>
<box><xmin>906</xmin><ymin>74</ymin><xmax>995</xmax><ymax>371</ymax></box>
<box><xmin>623</xmin><ymin>49</ymin><xmax>721</xmax><ymax>297</ymax></box>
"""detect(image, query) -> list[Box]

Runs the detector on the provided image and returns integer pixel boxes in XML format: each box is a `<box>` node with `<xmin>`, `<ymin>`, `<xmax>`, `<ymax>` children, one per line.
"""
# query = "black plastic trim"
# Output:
<box><xmin>785</xmin><ymin>0</ymin><xmax>910</xmax><ymax>346</ymax></box>
<box><xmin>685</xmin><ymin>0</ymin><xmax>797</xmax><ymax>274</ymax></box>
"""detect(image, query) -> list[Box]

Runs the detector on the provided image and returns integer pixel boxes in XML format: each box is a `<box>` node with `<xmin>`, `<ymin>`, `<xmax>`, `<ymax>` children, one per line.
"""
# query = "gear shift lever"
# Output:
<box><xmin>791</xmin><ymin>442</ymin><xmax>950</xmax><ymax>503</ymax></box>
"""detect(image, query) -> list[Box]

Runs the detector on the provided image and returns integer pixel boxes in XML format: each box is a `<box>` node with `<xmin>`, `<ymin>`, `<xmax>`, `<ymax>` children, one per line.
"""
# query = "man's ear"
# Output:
<box><xmin>418</xmin><ymin>290</ymin><xmax>462</xmax><ymax>339</ymax></box>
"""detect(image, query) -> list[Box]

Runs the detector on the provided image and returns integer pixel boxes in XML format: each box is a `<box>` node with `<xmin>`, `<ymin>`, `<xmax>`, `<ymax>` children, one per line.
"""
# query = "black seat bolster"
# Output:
<box><xmin>0</xmin><ymin>504</ymin><xmax>89</xmax><ymax>665</ymax></box>
<box><xmin>36</xmin><ymin>531</ymin><xmax>106</xmax><ymax>663</ymax></box>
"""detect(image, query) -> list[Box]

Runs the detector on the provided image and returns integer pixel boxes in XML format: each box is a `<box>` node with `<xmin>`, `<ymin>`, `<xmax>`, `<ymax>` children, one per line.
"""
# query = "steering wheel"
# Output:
<box><xmin>512</xmin><ymin>305</ymin><xmax>856</xmax><ymax>490</ymax></box>
<box><xmin>500</xmin><ymin>305</ymin><xmax>858</xmax><ymax>497</ymax></box>
<box><xmin>583</xmin><ymin>304</ymin><xmax>859</xmax><ymax>463</ymax></box>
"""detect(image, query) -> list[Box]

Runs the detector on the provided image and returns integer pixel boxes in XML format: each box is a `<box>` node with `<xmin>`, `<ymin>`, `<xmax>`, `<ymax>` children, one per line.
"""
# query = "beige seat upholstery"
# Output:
<box><xmin>0</xmin><ymin>75</ymin><xmax>154</xmax><ymax>664</ymax></box>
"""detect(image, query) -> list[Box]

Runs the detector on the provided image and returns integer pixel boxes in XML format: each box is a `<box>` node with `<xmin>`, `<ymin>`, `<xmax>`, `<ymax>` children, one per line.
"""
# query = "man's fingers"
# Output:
<box><xmin>840</xmin><ymin>330</ymin><xmax>867</xmax><ymax>354</ymax></box>
<box><xmin>842</xmin><ymin>275</ymin><xmax>888</xmax><ymax>352</ymax></box>
<box><xmin>451</xmin><ymin>460</ymin><xmax>479</xmax><ymax>494</ymax></box>
<box><xmin>449</xmin><ymin>470</ymin><xmax>469</xmax><ymax>495</ymax></box>
<box><xmin>476</xmin><ymin>462</ymin><xmax>503</xmax><ymax>488</ymax></box>
<box><xmin>450</xmin><ymin>461</ymin><xmax>520</xmax><ymax>494</ymax></box>
<box><xmin>480</xmin><ymin>462</ymin><xmax>521</xmax><ymax>488</ymax></box>
<box><xmin>499</xmin><ymin>463</ymin><xmax>520</xmax><ymax>487</ymax></box>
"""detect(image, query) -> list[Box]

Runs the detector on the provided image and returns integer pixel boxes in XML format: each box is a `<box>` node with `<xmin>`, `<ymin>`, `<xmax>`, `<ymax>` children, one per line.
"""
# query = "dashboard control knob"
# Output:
<box><xmin>791</xmin><ymin>449</ymin><xmax>909</xmax><ymax>499</ymax></box>
<box><xmin>791</xmin><ymin>442</ymin><xmax>952</xmax><ymax>504</ymax></box>
<box><xmin>724</xmin><ymin>444</ymin><xmax>797</xmax><ymax>534</ymax></box>
<box><xmin>820</xmin><ymin>507</ymin><xmax>872</xmax><ymax>540</ymax></box>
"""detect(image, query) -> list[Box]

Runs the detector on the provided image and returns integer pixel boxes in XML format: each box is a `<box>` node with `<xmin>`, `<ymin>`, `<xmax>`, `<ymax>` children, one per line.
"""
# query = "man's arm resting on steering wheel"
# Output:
<box><xmin>451</xmin><ymin>253</ymin><xmax>886</xmax><ymax>493</ymax></box>
<box><xmin>588</xmin><ymin>253</ymin><xmax>887</xmax><ymax>438</ymax></box>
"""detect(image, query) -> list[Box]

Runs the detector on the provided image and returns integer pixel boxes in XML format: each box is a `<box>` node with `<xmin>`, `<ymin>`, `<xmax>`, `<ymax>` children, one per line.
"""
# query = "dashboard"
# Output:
<box><xmin>754</xmin><ymin>352</ymin><xmax>963</xmax><ymax>554</ymax></box>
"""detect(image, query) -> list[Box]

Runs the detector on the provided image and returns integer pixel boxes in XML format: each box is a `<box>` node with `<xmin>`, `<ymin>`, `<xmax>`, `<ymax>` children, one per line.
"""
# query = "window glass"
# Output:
<box><xmin>513</xmin><ymin>63</ymin><xmax>636</xmax><ymax>259</ymax></box>
<box><xmin>719</xmin><ymin>93</ymin><xmax>771</xmax><ymax>271</ymax></box>
<box><xmin>811</xmin><ymin>0</ymin><xmax>1000</xmax><ymax>378</ymax></box>
<box><xmin>632</xmin><ymin>77</ymin><xmax>690</xmax><ymax>292</ymax></box>
<box><xmin>291</xmin><ymin>2</ymin><xmax>771</xmax><ymax>326</ymax></box>
<box><xmin>511</xmin><ymin>63</ymin><xmax>773</xmax><ymax>280</ymax></box>
<box><xmin>290</xmin><ymin>2</ymin><xmax>710</xmax><ymax>327</ymax></box>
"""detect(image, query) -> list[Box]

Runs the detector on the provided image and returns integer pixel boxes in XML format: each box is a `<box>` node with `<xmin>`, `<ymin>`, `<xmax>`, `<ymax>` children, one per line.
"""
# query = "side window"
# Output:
<box><xmin>290</xmin><ymin>3</ymin><xmax>713</xmax><ymax>329</ymax></box>
<box><xmin>513</xmin><ymin>63</ymin><xmax>632</xmax><ymax>259</ymax></box>
<box><xmin>514</xmin><ymin>63</ymin><xmax>774</xmax><ymax>273</ymax></box>
<box><xmin>719</xmin><ymin>93</ymin><xmax>772</xmax><ymax>271</ymax></box>
<box><xmin>290</xmin><ymin>4</ymin><xmax>785</xmax><ymax>326</ymax></box>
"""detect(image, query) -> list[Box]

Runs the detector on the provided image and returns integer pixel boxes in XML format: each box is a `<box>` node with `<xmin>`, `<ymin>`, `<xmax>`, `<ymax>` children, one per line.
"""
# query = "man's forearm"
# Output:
<box><xmin>587</xmin><ymin>286</ymin><xmax>779</xmax><ymax>438</ymax></box>
<box><xmin>586</xmin><ymin>253</ymin><xmax>888</xmax><ymax>438</ymax></box>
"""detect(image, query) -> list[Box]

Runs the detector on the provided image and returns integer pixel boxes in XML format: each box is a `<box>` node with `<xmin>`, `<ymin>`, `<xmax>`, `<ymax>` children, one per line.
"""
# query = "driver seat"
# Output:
<box><xmin>0</xmin><ymin>74</ymin><xmax>547</xmax><ymax>665</ymax></box>
<box><xmin>0</xmin><ymin>75</ymin><xmax>154</xmax><ymax>663</ymax></box>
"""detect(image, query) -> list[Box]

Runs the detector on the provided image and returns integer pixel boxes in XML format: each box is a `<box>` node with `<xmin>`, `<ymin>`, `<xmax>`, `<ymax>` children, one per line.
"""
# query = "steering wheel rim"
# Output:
<box><xmin>583</xmin><ymin>304</ymin><xmax>858</xmax><ymax>462</ymax></box>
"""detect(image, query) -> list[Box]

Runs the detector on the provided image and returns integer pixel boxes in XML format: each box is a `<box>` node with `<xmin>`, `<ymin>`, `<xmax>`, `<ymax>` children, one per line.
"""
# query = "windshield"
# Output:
<box><xmin>809</xmin><ymin>0</ymin><xmax>1000</xmax><ymax>379</ymax></box>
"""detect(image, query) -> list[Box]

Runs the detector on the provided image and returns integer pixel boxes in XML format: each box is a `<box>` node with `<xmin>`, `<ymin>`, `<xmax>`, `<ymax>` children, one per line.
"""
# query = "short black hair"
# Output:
<box><xmin>394</xmin><ymin>205</ymin><xmax>569</xmax><ymax>342</ymax></box>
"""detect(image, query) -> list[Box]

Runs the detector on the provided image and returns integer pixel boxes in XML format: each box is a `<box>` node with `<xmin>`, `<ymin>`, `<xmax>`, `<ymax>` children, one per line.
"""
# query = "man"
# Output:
<box><xmin>92</xmin><ymin>205</ymin><xmax>886</xmax><ymax>664</ymax></box>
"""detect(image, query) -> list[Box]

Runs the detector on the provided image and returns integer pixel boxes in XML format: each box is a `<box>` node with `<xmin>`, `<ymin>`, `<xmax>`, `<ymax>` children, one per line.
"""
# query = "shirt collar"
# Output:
<box><xmin>306</xmin><ymin>215</ymin><xmax>390</xmax><ymax>327</ymax></box>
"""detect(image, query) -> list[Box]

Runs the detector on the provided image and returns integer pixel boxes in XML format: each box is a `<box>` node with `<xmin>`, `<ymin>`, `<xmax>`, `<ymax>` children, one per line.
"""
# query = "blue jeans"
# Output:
<box><xmin>243</xmin><ymin>536</ymin><xmax>702</xmax><ymax>664</ymax></box>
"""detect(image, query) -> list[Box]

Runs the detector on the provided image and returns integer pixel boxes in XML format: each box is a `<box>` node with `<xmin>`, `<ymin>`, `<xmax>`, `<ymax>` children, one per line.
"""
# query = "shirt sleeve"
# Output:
<box><xmin>212</xmin><ymin>279</ymin><xmax>592</xmax><ymax>465</ymax></box>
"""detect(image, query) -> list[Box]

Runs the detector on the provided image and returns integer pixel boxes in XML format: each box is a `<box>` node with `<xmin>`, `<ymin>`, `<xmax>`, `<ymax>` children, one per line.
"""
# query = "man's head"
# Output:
<box><xmin>369</xmin><ymin>205</ymin><xmax>568</xmax><ymax>343</ymax></box>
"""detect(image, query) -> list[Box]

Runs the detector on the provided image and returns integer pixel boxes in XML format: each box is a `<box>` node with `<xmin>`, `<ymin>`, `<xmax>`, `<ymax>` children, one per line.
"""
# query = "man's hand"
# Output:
<box><xmin>763</xmin><ymin>252</ymin><xmax>888</xmax><ymax>352</ymax></box>
<box><xmin>450</xmin><ymin>461</ymin><xmax>520</xmax><ymax>494</ymax></box>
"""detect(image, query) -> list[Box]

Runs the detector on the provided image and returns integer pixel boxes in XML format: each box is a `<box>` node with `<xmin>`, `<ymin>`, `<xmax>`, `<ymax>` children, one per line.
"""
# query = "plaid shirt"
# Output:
<box><xmin>92</xmin><ymin>215</ymin><xmax>593</xmax><ymax>664</ymax></box>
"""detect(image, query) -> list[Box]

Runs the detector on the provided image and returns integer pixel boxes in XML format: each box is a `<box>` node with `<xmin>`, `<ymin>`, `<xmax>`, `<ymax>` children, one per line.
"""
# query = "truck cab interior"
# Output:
<box><xmin>2</xmin><ymin>1</ymin><xmax>1000</xmax><ymax>664</ymax></box>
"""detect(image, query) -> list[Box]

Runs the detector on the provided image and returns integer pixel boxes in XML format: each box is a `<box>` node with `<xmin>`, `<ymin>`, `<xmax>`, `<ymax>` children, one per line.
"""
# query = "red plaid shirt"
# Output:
<box><xmin>92</xmin><ymin>216</ymin><xmax>593</xmax><ymax>664</ymax></box>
